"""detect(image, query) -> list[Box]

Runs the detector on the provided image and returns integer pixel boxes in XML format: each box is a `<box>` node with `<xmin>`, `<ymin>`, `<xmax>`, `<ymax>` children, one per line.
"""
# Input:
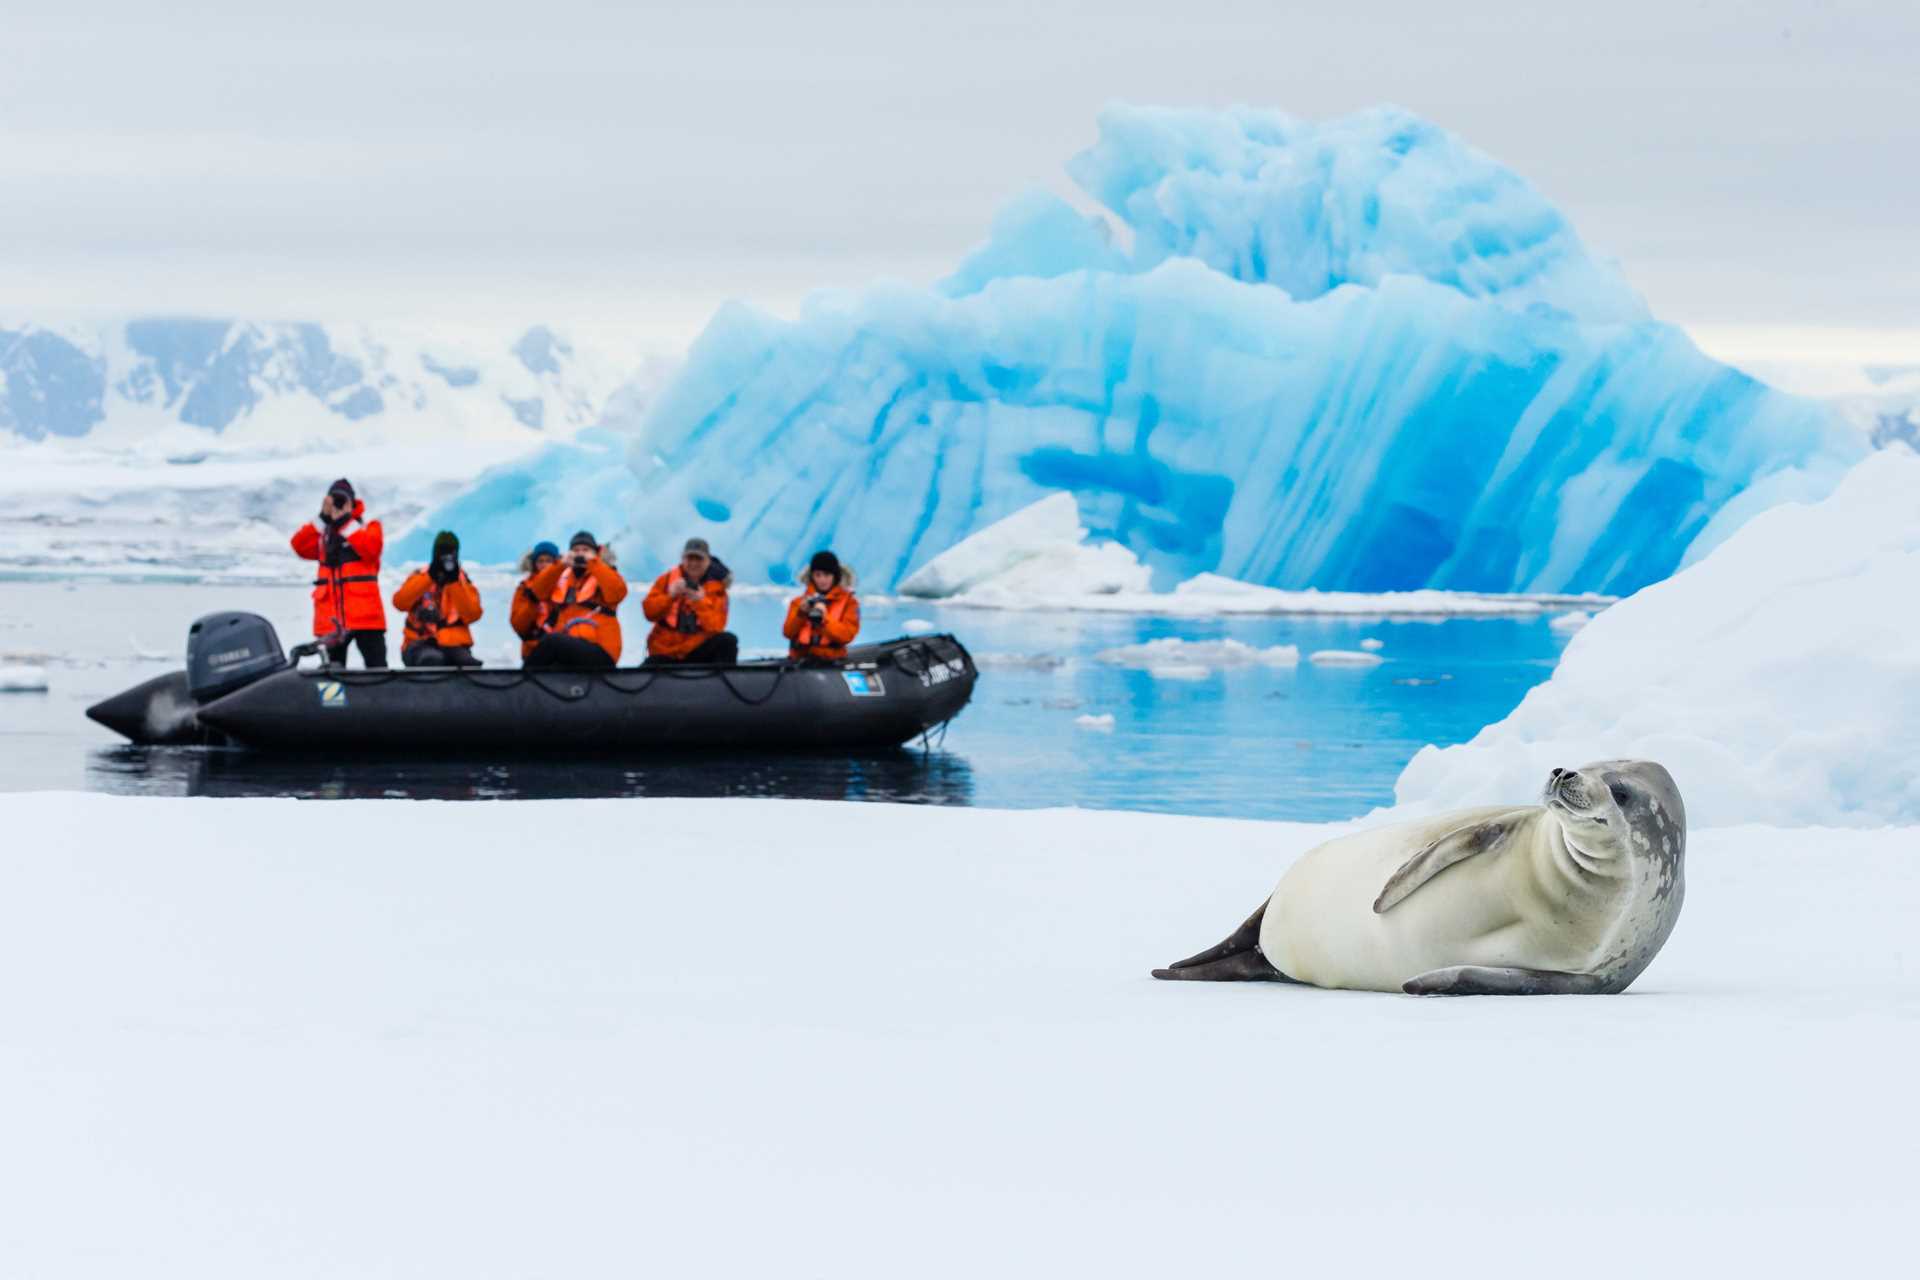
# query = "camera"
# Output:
<box><xmin>572</xmin><ymin>554</ymin><xmax>589</xmax><ymax>574</ymax></box>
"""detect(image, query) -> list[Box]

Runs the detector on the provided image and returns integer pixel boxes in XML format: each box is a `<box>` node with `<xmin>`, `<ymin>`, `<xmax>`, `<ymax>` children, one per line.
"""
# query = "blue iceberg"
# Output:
<box><xmin>418</xmin><ymin>106</ymin><xmax>1859</xmax><ymax>594</ymax></box>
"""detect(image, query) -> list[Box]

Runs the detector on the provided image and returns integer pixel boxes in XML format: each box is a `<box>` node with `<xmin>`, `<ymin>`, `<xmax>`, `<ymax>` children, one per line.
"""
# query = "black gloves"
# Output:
<box><xmin>430</xmin><ymin>553</ymin><xmax>459</xmax><ymax>585</ymax></box>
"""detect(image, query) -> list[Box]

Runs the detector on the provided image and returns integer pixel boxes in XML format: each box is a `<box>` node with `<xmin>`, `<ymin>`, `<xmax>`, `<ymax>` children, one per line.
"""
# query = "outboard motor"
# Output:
<box><xmin>88</xmin><ymin>610</ymin><xmax>294</xmax><ymax>745</ymax></box>
<box><xmin>186</xmin><ymin>612</ymin><xmax>290</xmax><ymax>702</ymax></box>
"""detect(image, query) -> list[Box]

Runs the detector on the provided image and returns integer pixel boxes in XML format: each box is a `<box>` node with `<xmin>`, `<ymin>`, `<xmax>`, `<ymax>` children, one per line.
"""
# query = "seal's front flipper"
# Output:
<box><xmin>1152</xmin><ymin>903</ymin><xmax>1288</xmax><ymax>982</ymax></box>
<box><xmin>1373</xmin><ymin>808</ymin><xmax>1535</xmax><ymax>914</ymax></box>
<box><xmin>1402</xmin><ymin>965</ymin><xmax>1612</xmax><ymax>996</ymax></box>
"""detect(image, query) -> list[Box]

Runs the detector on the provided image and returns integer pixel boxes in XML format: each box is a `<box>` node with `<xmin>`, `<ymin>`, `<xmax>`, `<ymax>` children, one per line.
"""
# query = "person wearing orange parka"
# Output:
<box><xmin>290</xmin><ymin>478</ymin><xmax>388</xmax><ymax>668</ymax></box>
<box><xmin>509</xmin><ymin>540</ymin><xmax>561</xmax><ymax>661</ymax></box>
<box><xmin>642</xmin><ymin>537</ymin><xmax>738</xmax><ymax>665</ymax></box>
<box><xmin>783</xmin><ymin>550</ymin><xmax>860</xmax><ymax>663</ymax></box>
<box><xmin>392</xmin><ymin>530</ymin><xmax>484</xmax><ymax>667</ymax></box>
<box><xmin>524</xmin><ymin>531</ymin><xmax>628</xmax><ymax>668</ymax></box>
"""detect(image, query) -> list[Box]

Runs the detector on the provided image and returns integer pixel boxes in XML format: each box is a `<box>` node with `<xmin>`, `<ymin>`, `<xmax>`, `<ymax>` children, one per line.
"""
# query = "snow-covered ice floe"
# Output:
<box><xmin>1308</xmin><ymin>649</ymin><xmax>1385</xmax><ymax>667</ymax></box>
<box><xmin>0</xmin><ymin>665</ymin><xmax>50</xmax><ymax>692</ymax></box>
<box><xmin>2</xmin><ymin>792</ymin><xmax>1912</xmax><ymax>1275</ymax></box>
<box><xmin>905</xmin><ymin>497</ymin><xmax>1613</xmax><ymax>617</ymax></box>
<box><xmin>1073</xmin><ymin>712</ymin><xmax>1115</xmax><ymax>730</ymax></box>
<box><xmin>897</xmin><ymin>492</ymin><xmax>1152</xmax><ymax>601</ymax></box>
<box><xmin>1096</xmin><ymin>637</ymin><xmax>1300</xmax><ymax>669</ymax></box>
<box><xmin>969</xmin><ymin>652</ymin><xmax>1071</xmax><ymax>672</ymax></box>
<box><xmin>1398</xmin><ymin>448</ymin><xmax>1920</xmax><ymax>828</ymax></box>
<box><xmin>1548</xmin><ymin>610</ymin><xmax>1593</xmax><ymax>632</ymax></box>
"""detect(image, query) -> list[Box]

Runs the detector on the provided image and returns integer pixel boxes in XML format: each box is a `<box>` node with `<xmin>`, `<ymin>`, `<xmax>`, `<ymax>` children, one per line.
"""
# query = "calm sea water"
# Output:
<box><xmin>0</xmin><ymin>579</ymin><xmax>1571</xmax><ymax>820</ymax></box>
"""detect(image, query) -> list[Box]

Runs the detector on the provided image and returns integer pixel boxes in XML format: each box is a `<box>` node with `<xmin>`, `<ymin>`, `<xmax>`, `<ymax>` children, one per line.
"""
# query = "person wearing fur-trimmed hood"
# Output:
<box><xmin>783</xmin><ymin>550</ymin><xmax>860</xmax><ymax>662</ymax></box>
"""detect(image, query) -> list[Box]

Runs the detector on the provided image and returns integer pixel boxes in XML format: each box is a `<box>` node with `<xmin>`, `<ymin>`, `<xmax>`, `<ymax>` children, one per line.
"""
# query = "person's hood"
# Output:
<box><xmin>795</xmin><ymin>564</ymin><xmax>856</xmax><ymax>591</ymax></box>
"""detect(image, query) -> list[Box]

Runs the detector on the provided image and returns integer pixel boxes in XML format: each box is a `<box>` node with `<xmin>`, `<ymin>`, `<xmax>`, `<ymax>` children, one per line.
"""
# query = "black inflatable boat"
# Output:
<box><xmin>88</xmin><ymin>611</ymin><xmax>976</xmax><ymax>754</ymax></box>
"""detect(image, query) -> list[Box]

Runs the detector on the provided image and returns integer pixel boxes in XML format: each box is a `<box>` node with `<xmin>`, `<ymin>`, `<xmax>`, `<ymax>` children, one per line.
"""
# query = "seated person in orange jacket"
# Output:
<box><xmin>783</xmin><ymin>550</ymin><xmax>860</xmax><ymax>663</ymax></box>
<box><xmin>524</xmin><ymin>531</ymin><xmax>628</xmax><ymax>668</ymax></box>
<box><xmin>290</xmin><ymin>478</ymin><xmax>388</xmax><ymax>668</ymax></box>
<box><xmin>391</xmin><ymin>530</ymin><xmax>484</xmax><ymax>667</ymax></box>
<box><xmin>642</xmin><ymin>537</ymin><xmax>738</xmax><ymax>666</ymax></box>
<box><xmin>509</xmin><ymin>540</ymin><xmax>561</xmax><ymax>661</ymax></box>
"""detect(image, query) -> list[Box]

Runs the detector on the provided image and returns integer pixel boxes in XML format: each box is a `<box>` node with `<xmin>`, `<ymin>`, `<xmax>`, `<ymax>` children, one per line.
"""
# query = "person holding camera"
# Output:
<box><xmin>290</xmin><ymin>478</ymin><xmax>388</xmax><ymax>668</ymax></box>
<box><xmin>509</xmin><ymin>540</ymin><xmax>561</xmax><ymax>661</ymax></box>
<box><xmin>391</xmin><ymin>530</ymin><xmax>484</xmax><ymax>667</ymax></box>
<box><xmin>782</xmin><ymin>550</ymin><xmax>860</xmax><ymax>663</ymax></box>
<box><xmin>524</xmin><ymin>531</ymin><xmax>628</xmax><ymax>668</ymax></box>
<box><xmin>642</xmin><ymin>537</ymin><xmax>738</xmax><ymax>665</ymax></box>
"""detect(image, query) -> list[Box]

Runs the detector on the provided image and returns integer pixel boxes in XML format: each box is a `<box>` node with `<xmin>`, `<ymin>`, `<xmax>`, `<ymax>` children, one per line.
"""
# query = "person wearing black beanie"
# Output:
<box><xmin>783</xmin><ymin>549</ymin><xmax>860</xmax><ymax>663</ymax></box>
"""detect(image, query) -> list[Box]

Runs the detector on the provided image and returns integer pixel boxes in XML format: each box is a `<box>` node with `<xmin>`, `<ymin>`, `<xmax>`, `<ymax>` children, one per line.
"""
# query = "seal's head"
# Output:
<box><xmin>1543</xmin><ymin>759</ymin><xmax>1686</xmax><ymax>869</ymax></box>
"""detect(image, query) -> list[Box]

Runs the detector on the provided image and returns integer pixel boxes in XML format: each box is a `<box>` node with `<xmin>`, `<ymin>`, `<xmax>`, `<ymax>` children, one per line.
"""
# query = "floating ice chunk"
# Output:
<box><xmin>130</xmin><ymin>635</ymin><xmax>172</xmax><ymax>662</ymax></box>
<box><xmin>0</xmin><ymin>666</ymin><xmax>51</xmax><ymax>692</ymax></box>
<box><xmin>1073</xmin><ymin>713</ymin><xmax>1116</xmax><ymax>730</ymax></box>
<box><xmin>973</xmin><ymin>652</ymin><xmax>1070</xmax><ymax>671</ymax></box>
<box><xmin>1359</xmin><ymin>638</ymin><xmax>1385</xmax><ymax>651</ymax></box>
<box><xmin>1095</xmin><ymin>637</ymin><xmax>1300</xmax><ymax>669</ymax></box>
<box><xmin>901</xmin><ymin>618</ymin><xmax>937</xmax><ymax>636</ymax></box>
<box><xmin>1395</xmin><ymin>448</ymin><xmax>1920</xmax><ymax>828</ymax></box>
<box><xmin>1146</xmin><ymin>663</ymin><xmax>1211</xmax><ymax>681</ymax></box>
<box><xmin>897</xmin><ymin>494</ymin><xmax>1151</xmax><ymax>602</ymax></box>
<box><xmin>1549</xmin><ymin>610</ymin><xmax>1593</xmax><ymax>632</ymax></box>
<box><xmin>1309</xmin><ymin>649</ymin><xmax>1385</xmax><ymax>667</ymax></box>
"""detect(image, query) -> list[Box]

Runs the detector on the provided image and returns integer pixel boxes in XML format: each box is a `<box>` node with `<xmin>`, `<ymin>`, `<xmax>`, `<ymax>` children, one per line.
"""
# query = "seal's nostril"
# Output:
<box><xmin>1550</xmin><ymin>767</ymin><xmax>1565</xmax><ymax>779</ymax></box>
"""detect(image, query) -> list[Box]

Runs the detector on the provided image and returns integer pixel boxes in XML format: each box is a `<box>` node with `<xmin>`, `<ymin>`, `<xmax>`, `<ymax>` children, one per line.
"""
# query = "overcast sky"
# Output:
<box><xmin>4</xmin><ymin>1</ymin><xmax>1915</xmax><ymax>355</ymax></box>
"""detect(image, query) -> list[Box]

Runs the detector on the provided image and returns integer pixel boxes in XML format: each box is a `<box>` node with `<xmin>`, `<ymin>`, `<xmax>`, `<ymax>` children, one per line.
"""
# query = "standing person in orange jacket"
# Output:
<box><xmin>783</xmin><ymin>550</ymin><xmax>860</xmax><ymax>663</ymax></box>
<box><xmin>391</xmin><ymin>530</ymin><xmax>484</xmax><ymax>667</ymax></box>
<box><xmin>509</xmin><ymin>540</ymin><xmax>561</xmax><ymax>662</ymax></box>
<box><xmin>290</xmin><ymin>478</ymin><xmax>388</xmax><ymax>668</ymax></box>
<box><xmin>642</xmin><ymin>537</ymin><xmax>738</xmax><ymax>665</ymax></box>
<box><xmin>524</xmin><ymin>531</ymin><xmax>628</xmax><ymax>668</ymax></box>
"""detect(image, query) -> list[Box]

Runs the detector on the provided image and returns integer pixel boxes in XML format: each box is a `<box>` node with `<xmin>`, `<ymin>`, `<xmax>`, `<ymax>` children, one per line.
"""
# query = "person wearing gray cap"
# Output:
<box><xmin>641</xmin><ymin>537</ymin><xmax>738</xmax><ymax>665</ymax></box>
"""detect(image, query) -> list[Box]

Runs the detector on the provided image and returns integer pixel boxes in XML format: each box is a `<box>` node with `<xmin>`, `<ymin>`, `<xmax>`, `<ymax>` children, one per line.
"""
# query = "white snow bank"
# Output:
<box><xmin>0</xmin><ymin>793</ymin><xmax>1913</xmax><ymax>1277</ymax></box>
<box><xmin>0</xmin><ymin>665</ymin><xmax>50</xmax><ymax>691</ymax></box>
<box><xmin>1308</xmin><ymin>649</ymin><xmax>1385</xmax><ymax>667</ymax></box>
<box><xmin>897</xmin><ymin>493</ymin><xmax>1151</xmax><ymax>600</ymax></box>
<box><xmin>1398</xmin><ymin>448</ymin><xmax>1920</xmax><ymax>827</ymax></box>
<box><xmin>1095</xmin><ymin>637</ymin><xmax>1300</xmax><ymax>669</ymax></box>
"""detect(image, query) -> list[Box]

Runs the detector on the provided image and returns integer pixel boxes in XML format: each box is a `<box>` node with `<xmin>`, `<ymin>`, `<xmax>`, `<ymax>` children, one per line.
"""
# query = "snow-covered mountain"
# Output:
<box><xmin>0</xmin><ymin>317</ymin><xmax>670</xmax><ymax>578</ymax></box>
<box><xmin>0</xmin><ymin>317</ymin><xmax>641</xmax><ymax>449</ymax></box>
<box><xmin>419</xmin><ymin>105</ymin><xmax>1860</xmax><ymax>596</ymax></box>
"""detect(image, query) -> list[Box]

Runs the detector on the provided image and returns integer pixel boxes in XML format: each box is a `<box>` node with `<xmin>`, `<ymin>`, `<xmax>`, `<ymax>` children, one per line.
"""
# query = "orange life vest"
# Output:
<box><xmin>660</xmin><ymin>567</ymin><xmax>693</xmax><ymax>632</ymax></box>
<box><xmin>794</xmin><ymin>592</ymin><xmax>853</xmax><ymax>650</ymax></box>
<box><xmin>292</xmin><ymin>507</ymin><xmax>386</xmax><ymax>638</ymax></box>
<box><xmin>399</xmin><ymin>572</ymin><xmax>479</xmax><ymax>649</ymax></box>
<box><xmin>550</xmin><ymin>566</ymin><xmax>608</xmax><ymax>630</ymax></box>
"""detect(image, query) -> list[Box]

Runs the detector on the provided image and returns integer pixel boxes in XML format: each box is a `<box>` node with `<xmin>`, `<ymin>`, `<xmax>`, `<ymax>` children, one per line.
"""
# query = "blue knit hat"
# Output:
<box><xmin>532</xmin><ymin>540</ymin><xmax>560</xmax><ymax>560</ymax></box>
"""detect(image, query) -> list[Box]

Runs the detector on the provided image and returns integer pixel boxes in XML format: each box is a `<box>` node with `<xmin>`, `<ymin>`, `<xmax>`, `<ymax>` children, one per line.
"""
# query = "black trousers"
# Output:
<box><xmin>642</xmin><ymin>632</ymin><xmax>739</xmax><ymax>666</ymax></box>
<box><xmin>525</xmin><ymin>634</ymin><xmax>615</xmax><ymax>669</ymax></box>
<box><xmin>323</xmin><ymin>630</ymin><xmax>388</xmax><ymax>669</ymax></box>
<box><xmin>402</xmin><ymin>643</ymin><xmax>480</xmax><ymax>668</ymax></box>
